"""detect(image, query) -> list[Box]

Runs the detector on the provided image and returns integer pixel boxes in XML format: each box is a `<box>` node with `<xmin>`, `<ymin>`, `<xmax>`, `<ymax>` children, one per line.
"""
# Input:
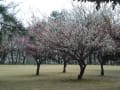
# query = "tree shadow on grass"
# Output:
<box><xmin>60</xmin><ymin>78</ymin><xmax>100</xmax><ymax>83</ymax></box>
<box><xmin>60</xmin><ymin>74</ymin><xmax>118</xmax><ymax>83</ymax></box>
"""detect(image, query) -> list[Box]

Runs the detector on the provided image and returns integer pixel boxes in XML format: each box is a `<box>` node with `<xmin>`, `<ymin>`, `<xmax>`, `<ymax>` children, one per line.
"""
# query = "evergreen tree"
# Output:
<box><xmin>0</xmin><ymin>0</ymin><xmax>25</xmax><ymax>64</ymax></box>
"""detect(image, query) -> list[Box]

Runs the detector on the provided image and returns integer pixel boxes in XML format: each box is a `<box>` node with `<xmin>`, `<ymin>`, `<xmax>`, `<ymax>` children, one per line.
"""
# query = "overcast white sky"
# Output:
<box><xmin>5</xmin><ymin>0</ymin><xmax>74</xmax><ymax>26</ymax></box>
<box><xmin>4</xmin><ymin>0</ymin><xmax>119</xmax><ymax>27</ymax></box>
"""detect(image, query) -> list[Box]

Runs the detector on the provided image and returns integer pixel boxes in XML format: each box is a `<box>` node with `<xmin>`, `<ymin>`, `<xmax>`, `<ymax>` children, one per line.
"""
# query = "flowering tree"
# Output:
<box><xmin>25</xmin><ymin>20</ymin><xmax>51</xmax><ymax>75</ymax></box>
<box><xmin>97</xmin><ymin>9</ymin><xmax>120</xmax><ymax>76</ymax></box>
<box><xmin>24</xmin><ymin>5</ymin><xmax>119</xmax><ymax>79</ymax></box>
<box><xmin>46</xmin><ymin>6</ymin><xmax>115</xmax><ymax>80</ymax></box>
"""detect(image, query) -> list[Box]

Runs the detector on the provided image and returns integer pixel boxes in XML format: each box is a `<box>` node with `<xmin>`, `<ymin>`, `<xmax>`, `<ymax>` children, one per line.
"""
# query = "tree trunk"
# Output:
<box><xmin>0</xmin><ymin>59</ymin><xmax>5</xmax><ymax>64</ymax></box>
<box><xmin>78</xmin><ymin>65</ymin><xmax>86</xmax><ymax>80</ymax></box>
<box><xmin>0</xmin><ymin>52</ymin><xmax>7</xmax><ymax>64</ymax></box>
<box><xmin>22</xmin><ymin>52</ymin><xmax>26</xmax><ymax>64</ymax></box>
<box><xmin>57</xmin><ymin>56</ymin><xmax>61</xmax><ymax>64</ymax></box>
<box><xmin>63</xmin><ymin>60</ymin><xmax>67</xmax><ymax>73</ymax></box>
<box><xmin>100</xmin><ymin>63</ymin><xmax>104</xmax><ymax>76</ymax></box>
<box><xmin>78</xmin><ymin>62</ymin><xmax>86</xmax><ymax>80</ymax></box>
<box><xmin>22</xmin><ymin>56</ymin><xmax>26</xmax><ymax>64</ymax></box>
<box><xmin>93</xmin><ymin>53</ymin><xmax>96</xmax><ymax>64</ymax></box>
<box><xmin>97</xmin><ymin>55</ymin><xmax>104</xmax><ymax>76</ymax></box>
<box><xmin>15</xmin><ymin>49</ymin><xmax>19</xmax><ymax>64</ymax></box>
<box><xmin>88</xmin><ymin>54</ymin><xmax>92</xmax><ymax>64</ymax></box>
<box><xmin>11</xmin><ymin>50</ymin><xmax>14</xmax><ymax>64</ymax></box>
<box><xmin>36</xmin><ymin>63</ymin><xmax>40</xmax><ymax>75</ymax></box>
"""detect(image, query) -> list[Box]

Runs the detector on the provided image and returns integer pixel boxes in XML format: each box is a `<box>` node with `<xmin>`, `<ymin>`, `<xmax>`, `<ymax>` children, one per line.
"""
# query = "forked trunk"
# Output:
<box><xmin>78</xmin><ymin>65</ymin><xmax>86</xmax><ymax>80</ymax></box>
<box><xmin>78</xmin><ymin>60</ymin><xmax>86</xmax><ymax>80</ymax></box>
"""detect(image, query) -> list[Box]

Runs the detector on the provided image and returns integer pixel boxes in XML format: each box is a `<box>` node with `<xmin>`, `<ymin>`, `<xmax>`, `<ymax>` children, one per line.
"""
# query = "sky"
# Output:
<box><xmin>5</xmin><ymin>0</ymin><xmax>73</xmax><ymax>26</ymax></box>
<box><xmin>3</xmin><ymin>0</ymin><xmax>120</xmax><ymax>27</ymax></box>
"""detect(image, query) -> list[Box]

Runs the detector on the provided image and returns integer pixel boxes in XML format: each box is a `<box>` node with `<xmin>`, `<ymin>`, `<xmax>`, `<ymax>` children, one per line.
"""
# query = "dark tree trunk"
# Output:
<box><xmin>0</xmin><ymin>52</ymin><xmax>7</xmax><ymax>64</ymax></box>
<box><xmin>11</xmin><ymin>50</ymin><xmax>14</xmax><ymax>64</ymax></box>
<box><xmin>78</xmin><ymin>64</ymin><xmax>86</xmax><ymax>80</ymax></box>
<box><xmin>8</xmin><ymin>58</ymin><xmax>11</xmax><ymax>64</ymax></box>
<box><xmin>22</xmin><ymin>56</ymin><xmax>26</xmax><ymax>64</ymax></box>
<box><xmin>36</xmin><ymin>63</ymin><xmax>40</xmax><ymax>75</ymax></box>
<box><xmin>35</xmin><ymin>57</ymin><xmax>42</xmax><ymax>76</ymax></box>
<box><xmin>63</xmin><ymin>60</ymin><xmax>67</xmax><ymax>73</ymax></box>
<box><xmin>93</xmin><ymin>53</ymin><xmax>96</xmax><ymax>64</ymax></box>
<box><xmin>77</xmin><ymin>60</ymin><xmax>86</xmax><ymax>80</ymax></box>
<box><xmin>88</xmin><ymin>54</ymin><xmax>92</xmax><ymax>64</ymax></box>
<box><xmin>97</xmin><ymin>55</ymin><xmax>104</xmax><ymax>76</ymax></box>
<box><xmin>57</xmin><ymin>56</ymin><xmax>61</xmax><ymax>64</ymax></box>
<box><xmin>15</xmin><ymin>49</ymin><xmax>19</xmax><ymax>64</ymax></box>
<box><xmin>0</xmin><ymin>59</ymin><xmax>5</xmax><ymax>64</ymax></box>
<box><xmin>100</xmin><ymin>63</ymin><xmax>104</xmax><ymax>76</ymax></box>
<box><xmin>22</xmin><ymin>52</ymin><xmax>26</xmax><ymax>64</ymax></box>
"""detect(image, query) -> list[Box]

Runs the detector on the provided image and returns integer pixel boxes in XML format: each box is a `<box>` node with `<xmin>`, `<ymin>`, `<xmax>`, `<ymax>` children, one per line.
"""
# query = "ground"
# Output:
<box><xmin>0</xmin><ymin>65</ymin><xmax>120</xmax><ymax>90</ymax></box>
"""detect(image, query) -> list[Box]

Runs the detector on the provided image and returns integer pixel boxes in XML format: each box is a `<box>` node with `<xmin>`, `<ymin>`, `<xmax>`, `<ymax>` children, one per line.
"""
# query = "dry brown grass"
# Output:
<box><xmin>0</xmin><ymin>65</ymin><xmax>120</xmax><ymax>90</ymax></box>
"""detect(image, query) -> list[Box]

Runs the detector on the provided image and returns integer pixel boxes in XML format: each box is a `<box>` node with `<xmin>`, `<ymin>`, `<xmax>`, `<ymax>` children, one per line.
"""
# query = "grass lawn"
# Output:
<box><xmin>0</xmin><ymin>65</ymin><xmax>120</xmax><ymax>90</ymax></box>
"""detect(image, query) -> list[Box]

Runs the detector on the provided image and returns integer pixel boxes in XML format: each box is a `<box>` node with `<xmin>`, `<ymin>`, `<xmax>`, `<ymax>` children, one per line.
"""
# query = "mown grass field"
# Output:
<box><xmin>0</xmin><ymin>65</ymin><xmax>120</xmax><ymax>90</ymax></box>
